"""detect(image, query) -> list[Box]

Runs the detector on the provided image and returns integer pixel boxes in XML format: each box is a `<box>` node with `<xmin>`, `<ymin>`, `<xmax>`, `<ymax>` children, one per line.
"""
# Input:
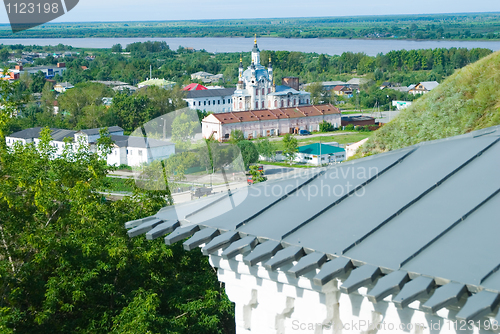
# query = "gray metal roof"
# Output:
<box><xmin>77</xmin><ymin>126</ymin><xmax>123</xmax><ymax>136</ymax></box>
<box><xmin>112</xmin><ymin>135</ymin><xmax>175</xmax><ymax>149</ymax></box>
<box><xmin>127</xmin><ymin>125</ymin><xmax>500</xmax><ymax>322</ymax></box>
<box><xmin>7</xmin><ymin>127</ymin><xmax>75</xmax><ymax>141</ymax></box>
<box><xmin>185</xmin><ymin>88</ymin><xmax>235</xmax><ymax>99</ymax></box>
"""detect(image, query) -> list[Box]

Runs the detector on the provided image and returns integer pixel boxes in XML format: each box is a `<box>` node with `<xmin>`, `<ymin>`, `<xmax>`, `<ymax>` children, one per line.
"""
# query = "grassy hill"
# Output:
<box><xmin>358</xmin><ymin>50</ymin><xmax>500</xmax><ymax>157</ymax></box>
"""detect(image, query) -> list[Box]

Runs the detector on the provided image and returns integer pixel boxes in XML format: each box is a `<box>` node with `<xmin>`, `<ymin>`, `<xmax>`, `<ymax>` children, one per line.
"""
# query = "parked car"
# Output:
<box><xmin>299</xmin><ymin>130</ymin><xmax>311</xmax><ymax>135</ymax></box>
<box><xmin>190</xmin><ymin>187</ymin><xmax>213</xmax><ymax>199</ymax></box>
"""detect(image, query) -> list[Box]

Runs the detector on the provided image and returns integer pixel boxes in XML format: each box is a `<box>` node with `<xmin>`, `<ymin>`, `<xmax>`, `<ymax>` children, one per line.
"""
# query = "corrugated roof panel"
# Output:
<box><xmin>282</xmin><ymin>136</ymin><xmax>498</xmax><ymax>257</ymax></box>
<box><xmin>344</xmin><ymin>138</ymin><xmax>500</xmax><ymax>270</ymax></box>
<box><xmin>402</xmin><ymin>191</ymin><xmax>500</xmax><ymax>287</ymax></box>
<box><xmin>192</xmin><ymin>170</ymin><xmax>323</xmax><ymax>231</ymax></box>
<box><xmin>237</xmin><ymin>148</ymin><xmax>413</xmax><ymax>240</ymax></box>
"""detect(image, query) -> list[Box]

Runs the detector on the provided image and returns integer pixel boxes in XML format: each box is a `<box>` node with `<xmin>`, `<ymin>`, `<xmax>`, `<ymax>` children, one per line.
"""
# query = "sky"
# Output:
<box><xmin>0</xmin><ymin>0</ymin><xmax>499</xmax><ymax>24</ymax></box>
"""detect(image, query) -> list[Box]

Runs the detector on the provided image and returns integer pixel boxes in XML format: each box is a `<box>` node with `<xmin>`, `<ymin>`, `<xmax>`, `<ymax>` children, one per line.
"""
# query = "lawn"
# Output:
<box><xmin>271</xmin><ymin>131</ymin><xmax>373</xmax><ymax>151</ymax></box>
<box><xmin>103</xmin><ymin>177</ymin><xmax>134</xmax><ymax>192</ymax></box>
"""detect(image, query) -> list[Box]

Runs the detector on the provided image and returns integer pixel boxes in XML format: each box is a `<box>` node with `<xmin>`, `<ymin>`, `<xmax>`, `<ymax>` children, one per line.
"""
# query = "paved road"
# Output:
<box><xmin>104</xmin><ymin>164</ymin><xmax>319</xmax><ymax>204</ymax></box>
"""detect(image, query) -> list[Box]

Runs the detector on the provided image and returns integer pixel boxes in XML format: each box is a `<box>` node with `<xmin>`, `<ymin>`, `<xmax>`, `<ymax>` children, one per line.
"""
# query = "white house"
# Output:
<box><xmin>137</xmin><ymin>78</ymin><xmax>176</xmax><ymax>90</ymax></box>
<box><xmin>6</xmin><ymin>126</ymin><xmax>175</xmax><ymax>167</ymax></box>
<box><xmin>392</xmin><ymin>100</ymin><xmax>413</xmax><ymax>110</ymax></box>
<box><xmin>294</xmin><ymin>143</ymin><xmax>346</xmax><ymax>165</ymax></box>
<box><xmin>107</xmin><ymin>135</ymin><xmax>176</xmax><ymax>167</ymax></box>
<box><xmin>202</xmin><ymin>104</ymin><xmax>341</xmax><ymax>141</ymax></box>
<box><xmin>54</xmin><ymin>82</ymin><xmax>74</xmax><ymax>93</ymax></box>
<box><xmin>184</xmin><ymin>88</ymin><xmax>235</xmax><ymax>114</ymax></box>
<box><xmin>409</xmin><ymin>81</ymin><xmax>439</xmax><ymax>95</ymax></box>
<box><xmin>191</xmin><ymin>71</ymin><xmax>224</xmax><ymax>83</ymax></box>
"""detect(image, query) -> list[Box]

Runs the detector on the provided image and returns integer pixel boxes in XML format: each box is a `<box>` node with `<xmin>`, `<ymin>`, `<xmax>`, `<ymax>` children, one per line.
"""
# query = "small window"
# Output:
<box><xmin>204</xmin><ymin>101</ymin><xmax>206</xmax><ymax>106</ymax></box>
<box><xmin>115</xmin><ymin>150</ymin><xmax>117</xmax><ymax>156</ymax></box>
<box><xmin>262</xmin><ymin>88</ymin><xmax>265</xmax><ymax>95</ymax></box>
<box><xmin>213</xmin><ymin>100</ymin><xmax>215</xmax><ymax>105</ymax></box>
<box><xmin>255</xmin><ymin>102</ymin><xmax>258</xmax><ymax>109</ymax></box>
<box><xmin>223</xmin><ymin>99</ymin><xmax>225</xmax><ymax>104</ymax></box>
<box><xmin>130</xmin><ymin>150</ymin><xmax>132</xmax><ymax>155</ymax></box>
<box><xmin>198</xmin><ymin>101</ymin><xmax>201</xmax><ymax>106</ymax></box>
<box><xmin>138</xmin><ymin>150</ymin><xmax>143</xmax><ymax>156</ymax></box>
<box><xmin>218</xmin><ymin>100</ymin><xmax>220</xmax><ymax>105</ymax></box>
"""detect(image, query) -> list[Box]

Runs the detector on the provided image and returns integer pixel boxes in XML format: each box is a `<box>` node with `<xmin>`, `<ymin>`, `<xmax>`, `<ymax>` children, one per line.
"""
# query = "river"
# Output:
<box><xmin>1</xmin><ymin>37</ymin><xmax>500</xmax><ymax>56</ymax></box>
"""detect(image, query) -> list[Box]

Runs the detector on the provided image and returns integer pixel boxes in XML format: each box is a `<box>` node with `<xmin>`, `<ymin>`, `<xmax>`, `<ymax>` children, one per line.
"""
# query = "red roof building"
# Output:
<box><xmin>202</xmin><ymin>104</ymin><xmax>341</xmax><ymax>141</ymax></box>
<box><xmin>183</xmin><ymin>83</ymin><xmax>208</xmax><ymax>91</ymax></box>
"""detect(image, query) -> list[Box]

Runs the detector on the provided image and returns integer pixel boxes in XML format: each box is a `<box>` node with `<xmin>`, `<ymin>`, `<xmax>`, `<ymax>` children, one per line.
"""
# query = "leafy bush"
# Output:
<box><xmin>319</xmin><ymin>120</ymin><xmax>334</xmax><ymax>132</ymax></box>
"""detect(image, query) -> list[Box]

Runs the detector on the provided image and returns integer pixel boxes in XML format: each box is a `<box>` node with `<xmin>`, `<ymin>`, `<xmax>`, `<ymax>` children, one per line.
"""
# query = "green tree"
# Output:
<box><xmin>111</xmin><ymin>44</ymin><xmax>123</xmax><ymax>53</ymax></box>
<box><xmin>256</xmin><ymin>138</ymin><xmax>276</xmax><ymax>161</ymax></box>
<box><xmin>31</xmin><ymin>71</ymin><xmax>47</xmax><ymax>93</ymax></box>
<box><xmin>0</xmin><ymin>48</ymin><xmax>10</xmax><ymax>61</ymax></box>
<box><xmin>229</xmin><ymin>129</ymin><xmax>245</xmax><ymax>143</ymax></box>
<box><xmin>58</xmin><ymin>82</ymin><xmax>113</xmax><ymax>128</ymax></box>
<box><xmin>171</xmin><ymin>112</ymin><xmax>200</xmax><ymax>151</ymax></box>
<box><xmin>0</xmin><ymin>125</ymin><xmax>235</xmax><ymax>333</ymax></box>
<box><xmin>282</xmin><ymin>133</ymin><xmax>298</xmax><ymax>165</ymax></box>
<box><xmin>305</xmin><ymin>82</ymin><xmax>324</xmax><ymax>105</ymax></box>
<box><xmin>248</xmin><ymin>165</ymin><xmax>267</xmax><ymax>184</ymax></box>
<box><xmin>236</xmin><ymin>140</ymin><xmax>259</xmax><ymax>169</ymax></box>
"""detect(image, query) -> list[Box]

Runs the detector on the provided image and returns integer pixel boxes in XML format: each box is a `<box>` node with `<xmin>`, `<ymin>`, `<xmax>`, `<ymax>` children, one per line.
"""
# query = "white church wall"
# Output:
<box><xmin>208</xmin><ymin>251</ymin><xmax>481</xmax><ymax>334</ymax></box>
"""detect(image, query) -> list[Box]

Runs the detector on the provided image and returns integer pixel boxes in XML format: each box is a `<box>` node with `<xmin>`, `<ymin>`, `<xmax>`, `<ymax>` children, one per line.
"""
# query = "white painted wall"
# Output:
<box><xmin>185</xmin><ymin>96</ymin><xmax>233</xmax><ymax>113</ymax></box>
<box><xmin>207</xmin><ymin>251</ymin><xmax>479</xmax><ymax>334</ymax></box>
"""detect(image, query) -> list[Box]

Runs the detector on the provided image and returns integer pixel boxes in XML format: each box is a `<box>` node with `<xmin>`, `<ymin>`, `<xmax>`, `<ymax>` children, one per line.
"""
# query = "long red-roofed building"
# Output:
<box><xmin>202</xmin><ymin>104</ymin><xmax>341</xmax><ymax>141</ymax></box>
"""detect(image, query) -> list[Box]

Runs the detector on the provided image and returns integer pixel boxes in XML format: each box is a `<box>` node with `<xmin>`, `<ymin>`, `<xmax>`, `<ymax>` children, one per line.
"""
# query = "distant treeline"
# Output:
<box><xmin>0</xmin><ymin>13</ymin><xmax>499</xmax><ymax>40</ymax></box>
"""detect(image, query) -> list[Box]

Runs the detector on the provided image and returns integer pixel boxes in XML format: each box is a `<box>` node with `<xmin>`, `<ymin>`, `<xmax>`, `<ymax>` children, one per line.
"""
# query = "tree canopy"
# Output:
<box><xmin>0</xmin><ymin>82</ymin><xmax>234</xmax><ymax>333</ymax></box>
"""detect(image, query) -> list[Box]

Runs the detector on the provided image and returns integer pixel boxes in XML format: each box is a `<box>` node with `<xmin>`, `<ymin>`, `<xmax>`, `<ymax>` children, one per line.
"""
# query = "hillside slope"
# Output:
<box><xmin>359</xmin><ymin>50</ymin><xmax>500</xmax><ymax>156</ymax></box>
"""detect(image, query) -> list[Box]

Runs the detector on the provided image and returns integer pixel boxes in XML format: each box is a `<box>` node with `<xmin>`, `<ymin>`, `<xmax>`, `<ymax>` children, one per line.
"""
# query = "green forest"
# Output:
<box><xmin>0</xmin><ymin>12</ymin><xmax>499</xmax><ymax>40</ymax></box>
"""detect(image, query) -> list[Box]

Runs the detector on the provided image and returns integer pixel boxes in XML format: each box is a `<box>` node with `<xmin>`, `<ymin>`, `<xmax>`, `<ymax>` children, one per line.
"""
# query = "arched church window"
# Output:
<box><xmin>262</xmin><ymin>88</ymin><xmax>265</xmax><ymax>95</ymax></box>
<box><xmin>262</xmin><ymin>101</ymin><xmax>264</xmax><ymax>109</ymax></box>
<box><xmin>274</xmin><ymin>100</ymin><xmax>277</xmax><ymax>108</ymax></box>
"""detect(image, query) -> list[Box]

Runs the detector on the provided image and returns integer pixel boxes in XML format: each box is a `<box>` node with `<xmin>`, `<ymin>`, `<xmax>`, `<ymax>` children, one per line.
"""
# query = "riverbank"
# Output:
<box><xmin>1</xmin><ymin>37</ymin><xmax>500</xmax><ymax>56</ymax></box>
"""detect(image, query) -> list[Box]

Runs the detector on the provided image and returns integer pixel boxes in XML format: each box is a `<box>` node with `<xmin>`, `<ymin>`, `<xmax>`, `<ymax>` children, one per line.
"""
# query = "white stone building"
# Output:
<box><xmin>184</xmin><ymin>88</ymin><xmax>235</xmax><ymax>114</ymax></box>
<box><xmin>232</xmin><ymin>38</ymin><xmax>311</xmax><ymax>112</ymax></box>
<box><xmin>6</xmin><ymin>126</ymin><xmax>175</xmax><ymax>167</ymax></box>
